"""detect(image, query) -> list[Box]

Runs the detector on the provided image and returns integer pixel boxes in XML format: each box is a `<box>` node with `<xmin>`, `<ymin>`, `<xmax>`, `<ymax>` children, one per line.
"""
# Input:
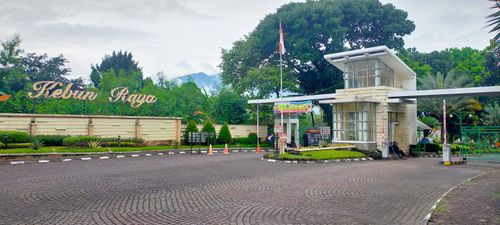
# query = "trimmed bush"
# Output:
<box><xmin>352</xmin><ymin>148</ymin><xmax>382</xmax><ymax>160</ymax></box>
<box><xmin>34</xmin><ymin>135</ymin><xmax>68</xmax><ymax>146</ymax></box>
<box><xmin>102</xmin><ymin>142</ymin><xmax>136</xmax><ymax>147</ymax></box>
<box><xmin>247</xmin><ymin>133</ymin><xmax>258</xmax><ymax>144</ymax></box>
<box><xmin>183</xmin><ymin>120</ymin><xmax>199</xmax><ymax>144</ymax></box>
<box><xmin>0</xmin><ymin>130</ymin><xmax>30</xmax><ymax>143</ymax></box>
<box><xmin>218</xmin><ymin>123</ymin><xmax>232</xmax><ymax>144</ymax></box>
<box><xmin>201</xmin><ymin>121</ymin><xmax>216</xmax><ymax>136</ymax></box>
<box><xmin>0</xmin><ymin>143</ymin><xmax>31</xmax><ymax>149</ymax></box>
<box><xmin>100</xmin><ymin>137</ymin><xmax>144</xmax><ymax>144</ymax></box>
<box><xmin>233</xmin><ymin>137</ymin><xmax>247</xmax><ymax>144</ymax></box>
<box><xmin>62</xmin><ymin>136</ymin><xmax>100</xmax><ymax>147</ymax></box>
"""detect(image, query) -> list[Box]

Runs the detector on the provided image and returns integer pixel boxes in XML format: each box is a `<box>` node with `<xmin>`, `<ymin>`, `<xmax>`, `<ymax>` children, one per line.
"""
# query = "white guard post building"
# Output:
<box><xmin>321</xmin><ymin>46</ymin><xmax>417</xmax><ymax>153</ymax></box>
<box><xmin>249</xmin><ymin>46</ymin><xmax>500</xmax><ymax>159</ymax></box>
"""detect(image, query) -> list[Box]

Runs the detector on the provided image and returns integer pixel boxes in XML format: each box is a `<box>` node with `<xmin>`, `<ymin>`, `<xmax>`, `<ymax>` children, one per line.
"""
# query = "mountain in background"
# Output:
<box><xmin>173</xmin><ymin>72</ymin><xmax>221</xmax><ymax>92</ymax></box>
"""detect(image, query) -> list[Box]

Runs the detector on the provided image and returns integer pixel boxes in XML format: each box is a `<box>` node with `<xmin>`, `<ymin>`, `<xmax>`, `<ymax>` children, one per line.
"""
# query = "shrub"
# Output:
<box><xmin>100</xmin><ymin>137</ymin><xmax>144</xmax><ymax>144</ymax></box>
<box><xmin>87</xmin><ymin>140</ymin><xmax>102</xmax><ymax>150</ymax></box>
<box><xmin>233</xmin><ymin>137</ymin><xmax>248</xmax><ymax>144</ymax></box>
<box><xmin>184</xmin><ymin>120</ymin><xmax>199</xmax><ymax>144</ymax></box>
<box><xmin>201</xmin><ymin>121</ymin><xmax>216</xmax><ymax>136</ymax></box>
<box><xmin>34</xmin><ymin>135</ymin><xmax>67</xmax><ymax>146</ymax></box>
<box><xmin>102</xmin><ymin>142</ymin><xmax>136</xmax><ymax>147</ymax></box>
<box><xmin>218</xmin><ymin>123</ymin><xmax>232</xmax><ymax>144</ymax></box>
<box><xmin>352</xmin><ymin>148</ymin><xmax>382</xmax><ymax>160</ymax></box>
<box><xmin>247</xmin><ymin>133</ymin><xmax>258</xmax><ymax>144</ymax></box>
<box><xmin>31</xmin><ymin>138</ymin><xmax>44</xmax><ymax>150</ymax></box>
<box><xmin>0</xmin><ymin>143</ymin><xmax>31</xmax><ymax>149</ymax></box>
<box><xmin>0</xmin><ymin>130</ymin><xmax>30</xmax><ymax>143</ymax></box>
<box><xmin>63</xmin><ymin>136</ymin><xmax>100</xmax><ymax>147</ymax></box>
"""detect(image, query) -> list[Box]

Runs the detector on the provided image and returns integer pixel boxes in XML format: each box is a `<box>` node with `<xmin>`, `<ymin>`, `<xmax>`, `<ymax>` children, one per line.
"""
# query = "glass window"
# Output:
<box><xmin>332</xmin><ymin>103</ymin><xmax>375</xmax><ymax>142</ymax></box>
<box><xmin>344</xmin><ymin>59</ymin><xmax>394</xmax><ymax>88</ymax></box>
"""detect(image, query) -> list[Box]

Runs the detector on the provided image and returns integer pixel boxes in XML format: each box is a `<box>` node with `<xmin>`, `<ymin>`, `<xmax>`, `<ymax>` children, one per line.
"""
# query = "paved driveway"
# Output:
<box><xmin>0</xmin><ymin>154</ymin><xmax>495</xmax><ymax>225</ymax></box>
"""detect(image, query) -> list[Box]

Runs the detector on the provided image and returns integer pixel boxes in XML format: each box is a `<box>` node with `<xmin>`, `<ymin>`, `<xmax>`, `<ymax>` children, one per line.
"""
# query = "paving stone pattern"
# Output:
<box><xmin>0</xmin><ymin>154</ymin><xmax>494</xmax><ymax>225</ymax></box>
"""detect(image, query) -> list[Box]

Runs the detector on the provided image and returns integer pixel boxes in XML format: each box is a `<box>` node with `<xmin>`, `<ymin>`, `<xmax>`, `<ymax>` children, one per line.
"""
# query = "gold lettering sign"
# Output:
<box><xmin>28</xmin><ymin>81</ymin><xmax>157</xmax><ymax>108</ymax></box>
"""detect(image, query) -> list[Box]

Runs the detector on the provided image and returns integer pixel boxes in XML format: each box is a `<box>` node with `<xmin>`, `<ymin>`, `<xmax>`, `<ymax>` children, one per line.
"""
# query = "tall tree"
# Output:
<box><xmin>220</xmin><ymin>0</ymin><xmax>415</xmax><ymax>123</ymax></box>
<box><xmin>90</xmin><ymin>51</ymin><xmax>142</xmax><ymax>88</ymax></box>
<box><xmin>213</xmin><ymin>89</ymin><xmax>248</xmax><ymax>124</ymax></box>
<box><xmin>0</xmin><ymin>35</ymin><xmax>27</xmax><ymax>93</ymax></box>
<box><xmin>21</xmin><ymin>53</ymin><xmax>71</xmax><ymax>83</ymax></box>
<box><xmin>486</xmin><ymin>0</ymin><xmax>500</xmax><ymax>42</ymax></box>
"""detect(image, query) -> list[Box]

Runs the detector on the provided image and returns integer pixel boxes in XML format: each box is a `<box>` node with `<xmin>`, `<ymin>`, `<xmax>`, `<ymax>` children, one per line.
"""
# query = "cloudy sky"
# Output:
<box><xmin>0</xmin><ymin>0</ymin><xmax>495</xmax><ymax>81</ymax></box>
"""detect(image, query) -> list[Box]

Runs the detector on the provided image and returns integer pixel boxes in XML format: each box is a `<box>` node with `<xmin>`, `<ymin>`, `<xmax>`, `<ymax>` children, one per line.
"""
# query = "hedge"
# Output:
<box><xmin>352</xmin><ymin>148</ymin><xmax>382</xmax><ymax>160</ymax></box>
<box><xmin>101</xmin><ymin>142</ymin><xmax>136</xmax><ymax>147</ymax></box>
<box><xmin>62</xmin><ymin>136</ymin><xmax>100</xmax><ymax>147</ymax></box>
<box><xmin>218</xmin><ymin>123</ymin><xmax>232</xmax><ymax>144</ymax></box>
<box><xmin>33</xmin><ymin>135</ymin><xmax>68</xmax><ymax>146</ymax></box>
<box><xmin>101</xmin><ymin>137</ymin><xmax>144</xmax><ymax>144</ymax></box>
<box><xmin>0</xmin><ymin>130</ymin><xmax>30</xmax><ymax>143</ymax></box>
<box><xmin>0</xmin><ymin>143</ymin><xmax>31</xmax><ymax>149</ymax></box>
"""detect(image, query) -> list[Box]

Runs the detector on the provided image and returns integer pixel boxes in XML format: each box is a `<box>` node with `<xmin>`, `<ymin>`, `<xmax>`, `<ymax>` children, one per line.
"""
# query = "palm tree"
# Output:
<box><xmin>486</xmin><ymin>0</ymin><xmax>500</xmax><ymax>42</ymax></box>
<box><xmin>418</xmin><ymin>70</ymin><xmax>480</xmax><ymax>142</ymax></box>
<box><xmin>483</xmin><ymin>101</ymin><xmax>500</xmax><ymax>125</ymax></box>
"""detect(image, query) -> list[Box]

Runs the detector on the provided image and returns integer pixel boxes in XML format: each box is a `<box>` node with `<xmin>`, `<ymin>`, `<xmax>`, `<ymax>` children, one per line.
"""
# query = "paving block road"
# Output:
<box><xmin>0</xmin><ymin>153</ymin><xmax>496</xmax><ymax>225</ymax></box>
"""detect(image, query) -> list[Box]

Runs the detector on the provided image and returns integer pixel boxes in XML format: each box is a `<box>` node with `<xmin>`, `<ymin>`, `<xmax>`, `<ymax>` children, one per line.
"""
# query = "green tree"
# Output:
<box><xmin>184</xmin><ymin>120</ymin><xmax>199</xmax><ymax>144</ymax></box>
<box><xmin>218</xmin><ymin>123</ymin><xmax>232</xmax><ymax>144</ymax></box>
<box><xmin>220</xmin><ymin>0</ymin><xmax>415</xmax><ymax>124</ymax></box>
<box><xmin>213</xmin><ymin>89</ymin><xmax>248</xmax><ymax>124</ymax></box>
<box><xmin>90</xmin><ymin>51</ymin><xmax>142</xmax><ymax>88</ymax></box>
<box><xmin>418</xmin><ymin>71</ymin><xmax>481</xmax><ymax>142</ymax></box>
<box><xmin>483</xmin><ymin>40</ymin><xmax>499</xmax><ymax>86</ymax></box>
<box><xmin>0</xmin><ymin>35</ymin><xmax>27</xmax><ymax>93</ymax></box>
<box><xmin>486</xmin><ymin>0</ymin><xmax>500</xmax><ymax>42</ymax></box>
<box><xmin>201</xmin><ymin>120</ymin><xmax>216</xmax><ymax>135</ymax></box>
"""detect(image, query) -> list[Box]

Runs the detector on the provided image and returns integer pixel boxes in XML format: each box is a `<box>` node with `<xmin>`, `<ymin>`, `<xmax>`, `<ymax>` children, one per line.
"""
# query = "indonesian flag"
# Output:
<box><xmin>279</xmin><ymin>22</ymin><xmax>285</xmax><ymax>55</ymax></box>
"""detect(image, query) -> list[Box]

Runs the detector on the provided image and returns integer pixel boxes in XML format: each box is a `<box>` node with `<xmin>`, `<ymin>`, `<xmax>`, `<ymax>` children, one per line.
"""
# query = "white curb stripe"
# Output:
<box><xmin>179</xmin><ymin>151</ymin><xmax>186</xmax><ymax>154</ymax></box>
<box><xmin>131</xmin><ymin>154</ymin><xmax>139</xmax><ymax>157</ymax></box>
<box><xmin>10</xmin><ymin>161</ymin><xmax>25</xmax><ymax>165</ymax></box>
<box><xmin>38</xmin><ymin>160</ymin><xmax>50</xmax><ymax>163</ymax></box>
<box><xmin>145</xmin><ymin>153</ymin><xmax>152</xmax><ymax>156</ymax></box>
<box><xmin>81</xmin><ymin>157</ymin><xmax>91</xmax><ymax>161</ymax></box>
<box><xmin>158</xmin><ymin>153</ymin><xmax>164</xmax><ymax>156</ymax></box>
<box><xmin>116</xmin><ymin>155</ymin><xmax>125</xmax><ymax>158</ymax></box>
<box><xmin>168</xmin><ymin>152</ymin><xmax>175</xmax><ymax>155</ymax></box>
<box><xmin>62</xmin><ymin>158</ymin><xmax>72</xmax><ymax>162</ymax></box>
<box><xmin>99</xmin><ymin>156</ymin><xmax>109</xmax><ymax>160</ymax></box>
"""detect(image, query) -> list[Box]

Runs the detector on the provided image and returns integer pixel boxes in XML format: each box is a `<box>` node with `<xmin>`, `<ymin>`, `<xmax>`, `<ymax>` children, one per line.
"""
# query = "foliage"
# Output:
<box><xmin>30</xmin><ymin>138</ymin><xmax>44</xmax><ymax>150</ymax></box>
<box><xmin>0</xmin><ymin>130</ymin><xmax>30</xmax><ymax>143</ymax></box>
<box><xmin>264</xmin><ymin>150</ymin><xmax>366</xmax><ymax>160</ymax></box>
<box><xmin>247</xmin><ymin>133</ymin><xmax>258</xmax><ymax>144</ymax></box>
<box><xmin>483</xmin><ymin>40</ymin><xmax>499</xmax><ymax>86</ymax></box>
<box><xmin>100</xmin><ymin>137</ymin><xmax>144</xmax><ymax>144</ymax></box>
<box><xmin>485</xmin><ymin>0</ymin><xmax>500</xmax><ymax>42</ymax></box>
<box><xmin>218</xmin><ymin>123</ymin><xmax>232</xmax><ymax>144</ymax></box>
<box><xmin>201</xmin><ymin>120</ymin><xmax>216</xmax><ymax>139</ymax></box>
<box><xmin>87</xmin><ymin>140</ymin><xmax>102</xmax><ymax>150</ymax></box>
<box><xmin>220</xmin><ymin>0</ymin><xmax>414</xmax><ymax>125</ymax></box>
<box><xmin>62</xmin><ymin>136</ymin><xmax>100</xmax><ymax>147</ymax></box>
<box><xmin>90</xmin><ymin>51</ymin><xmax>142</xmax><ymax>88</ymax></box>
<box><xmin>34</xmin><ymin>135</ymin><xmax>68</xmax><ymax>146</ymax></box>
<box><xmin>420</xmin><ymin>116</ymin><xmax>440</xmax><ymax>129</ymax></box>
<box><xmin>0</xmin><ymin>143</ymin><xmax>31</xmax><ymax>149</ymax></box>
<box><xmin>352</xmin><ymin>148</ymin><xmax>382</xmax><ymax>160</ymax></box>
<box><xmin>102</xmin><ymin>142</ymin><xmax>136</xmax><ymax>147</ymax></box>
<box><xmin>183</xmin><ymin>120</ymin><xmax>199</xmax><ymax>144</ymax></box>
<box><xmin>483</xmin><ymin>101</ymin><xmax>500</xmax><ymax>125</ymax></box>
<box><xmin>213</xmin><ymin>89</ymin><xmax>248</xmax><ymax>124</ymax></box>
<box><xmin>319</xmin><ymin>140</ymin><xmax>330</xmax><ymax>148</ymax></box>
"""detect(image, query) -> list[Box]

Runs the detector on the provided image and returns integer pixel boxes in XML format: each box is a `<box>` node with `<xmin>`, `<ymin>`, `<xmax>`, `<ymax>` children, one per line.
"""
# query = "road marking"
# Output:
<box><xmin>81</xmin><ymin>157</ymin><xmax>91</xmax><ymax>161</ymax></box>
<box><xmin>99</xmin><ymin>156</ymin><xmax>109</xmax><ymax>160</ymax></box>
<box><xmin>158</xmin><ymin>153</ymin><xmax>164</xmax><ymax>156</ymax></box>
<box><xmin>131</xmin><ymin>154</ymin><xmax>139</xmax><ymax>157</ymax></box>
<box><xmin>168</xmin><ymin>152</ymin><xmax>175</xmax><ymax>155</ymax></box>
<box><xmin>179</xmin><ymin>151</ymin><xmax>186</xmax><ymax>154</ymax></box>
<box><xmin>62</xmin><ymin>158</ymin><xmax>72</xmax><ymax>162</ymax></box>
<box><xmin>145</xmin><ymin>154</ymin><xmax>152</xmax><ymax>156</ymax></box>
<box><xmin>10</xmin><ymin>161</ymin><xmax>25</xmax><ymax>165</ymax></box>
<box><xmin>38</xmin><ymin>160</ymin><xmax>50</xmax><ymax>163</ymax></box>
<box><xmin>116</xmin><ymin>155</ymin><xmax>125</xmax><ymax>158</ymax></box>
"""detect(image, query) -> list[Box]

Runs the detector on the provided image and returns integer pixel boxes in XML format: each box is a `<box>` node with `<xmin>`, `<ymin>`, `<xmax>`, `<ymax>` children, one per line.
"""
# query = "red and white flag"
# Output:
<box><xmin>279</xmin><ymin>22</ymin><xmax>285</xmax><ymax>55</ymax></box>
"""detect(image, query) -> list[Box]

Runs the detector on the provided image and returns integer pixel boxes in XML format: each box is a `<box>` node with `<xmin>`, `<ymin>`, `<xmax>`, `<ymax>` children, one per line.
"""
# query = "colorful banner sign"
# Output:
<box><xmin>274</xmin><ymin>101</ymin><xmax>312</xmax><ymax>113</ymax></box>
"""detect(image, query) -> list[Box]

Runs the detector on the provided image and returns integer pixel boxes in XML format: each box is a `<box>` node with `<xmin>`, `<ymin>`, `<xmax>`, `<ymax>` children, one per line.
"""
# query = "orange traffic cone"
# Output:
<box><xmin>223</xmin><ymin>143</ymin><xmax>230</xmax><ymax>155</ymax></box>
<box><xmin>207</xmin><ymin>144</ymin><xmax>214</xmax><ymax>156</ymax></box>
<box><xmin>256</xmin><ymin>143</ymin><xmax>261</xmax><ymax>154</ymax></box>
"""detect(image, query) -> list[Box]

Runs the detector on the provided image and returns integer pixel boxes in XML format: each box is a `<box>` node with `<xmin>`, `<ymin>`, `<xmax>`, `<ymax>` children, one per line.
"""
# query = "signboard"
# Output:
<box><xmin>320</xmin><ymin>126</ymin><xmax>331</xmax><ymax>140</ymax></box>
<box><xmin>27</xmin><ymin>81</ymin><xmax>157</xmax><ymax>108</ymax></box>
<box><xmin>274</xmin><ymin>101</ymin><xmax>312</xmax><ymax>114</ymax></box>
<box><xmin>188</xmin><ymin>132</ymin><xmax>215</xmax><ymax>144</ymax></box>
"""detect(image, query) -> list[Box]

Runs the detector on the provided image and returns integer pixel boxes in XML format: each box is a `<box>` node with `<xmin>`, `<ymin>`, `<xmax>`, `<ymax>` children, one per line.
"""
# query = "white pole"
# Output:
<box><xmin>279</xmin><ymin>22</ymin><xmax>284</xmax><ymax>154</ymax></box>
<box><xmin>442</xmin><ymin>99</ymin><xmax>450</xmax><ymax>162</ymax></box>
<box><xmin>256</xmin><ymin>104</ymin><xmax>260</xmax><ymax>144</ymax></box>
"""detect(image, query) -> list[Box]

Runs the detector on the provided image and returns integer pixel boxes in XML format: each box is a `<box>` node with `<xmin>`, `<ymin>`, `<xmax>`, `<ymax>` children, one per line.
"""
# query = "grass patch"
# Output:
<box><xmin>435</xmin><ymin>197</ymin><xmax>448</xmax><ymax>214</ymax></box>
<box><xmin>492</xmin><ymin>191</ymin><xmax>500</xmax><ymax>199</ymax></box>
<box><xmin>0</xmin><ymin>144</ymin><xmax>266</xmax><ymax>154</ymax></box>
<box><xmin>264</xmin><ymin>150</ymin><xmax>366</xmax><ymax>161</ymax></box>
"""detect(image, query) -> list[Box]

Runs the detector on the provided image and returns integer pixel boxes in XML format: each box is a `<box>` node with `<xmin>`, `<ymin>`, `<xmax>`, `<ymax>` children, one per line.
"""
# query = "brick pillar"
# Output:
<box><xmin>135</xmin><ymin>119</ymin><xmax>142</xmax><ymax>138</ymax></box>
<box><xmin>88</xmin><ymin>118</ymin><xmax>94</xmax><ymax>136</ymax></box>
<box><xmin>29</xmin><ymin>118</ymin><xmax>37</xmax><ymax>136</ymax></box>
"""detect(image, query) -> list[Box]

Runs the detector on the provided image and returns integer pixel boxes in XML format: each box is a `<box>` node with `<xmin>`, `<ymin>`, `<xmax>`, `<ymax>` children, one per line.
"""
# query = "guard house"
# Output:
<box><xmin>320</xmin><ymin>46</ymin><xmax>417</xmax><ymax>151</ymax></box>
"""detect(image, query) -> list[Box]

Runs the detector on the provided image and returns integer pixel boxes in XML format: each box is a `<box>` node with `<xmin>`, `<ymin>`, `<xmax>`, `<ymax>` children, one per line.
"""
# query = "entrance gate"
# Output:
<box><xmin>462</xmin><ymin>126</ymin><xmax>500</xmax><ymax>163</ymax></box>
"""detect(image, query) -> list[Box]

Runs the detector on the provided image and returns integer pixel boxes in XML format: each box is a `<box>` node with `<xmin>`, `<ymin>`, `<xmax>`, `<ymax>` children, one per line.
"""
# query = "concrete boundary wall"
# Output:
<box><xmin>0</xmin><ymin>113</ymin><xmax>182</xmax><ymax>145</ymax></box>
<box><xmin>181</xmin><ymin>124</ymin><xmax>268</xmax><ymax>141</ymax></box>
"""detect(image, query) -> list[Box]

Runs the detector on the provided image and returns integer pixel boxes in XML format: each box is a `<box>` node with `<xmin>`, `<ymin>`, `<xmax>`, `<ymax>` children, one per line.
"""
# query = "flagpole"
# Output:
<box><xmin>279</xmin><ymin>22</ymin><xmax>284</xmax><ymax>154</ymax></box>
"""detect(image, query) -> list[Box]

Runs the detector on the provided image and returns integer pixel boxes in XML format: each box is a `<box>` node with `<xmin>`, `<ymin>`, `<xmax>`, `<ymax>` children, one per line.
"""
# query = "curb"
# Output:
<box><xmin>423</xmin><ymin>169</ymin><xmax>497</xmax><ymax>225</ymax></box>
<box><xmin>439</xmin><ymin>160</ymin><xmax>467</xmax><ymax>166</ymax></box>
<box><xmin>4</xmin><ymin>148</ymin><xmax>264</xmax><ymax>165</ymax></box>
<box><xmin>261</xmin><ymin>157</ymin><xmax>374</xmax><ymax>164</ymax></box>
